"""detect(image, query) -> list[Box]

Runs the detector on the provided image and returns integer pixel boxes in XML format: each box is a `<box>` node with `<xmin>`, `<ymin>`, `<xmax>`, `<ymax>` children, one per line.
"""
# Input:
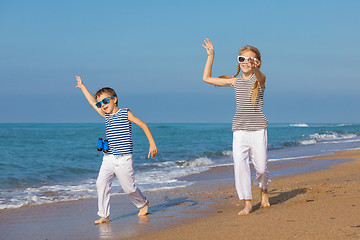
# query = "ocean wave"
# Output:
<box><xmin>268</xmin><ymin>155</ymin><xmax>320</xmax><ymax>162</ymax></box>
<box><xmin>298</xmin><ymin>139</ymin><xmax>317</xmax><ymax>145</ymax></box>
<box><xmin>0</xmin><ymin>179</ymin><xmax>99</xmax><ymax>210</ymax></box>
<box><xmin>336</xmin><ymin>124</ymin><xmax>353</xmax><ymax>127</ymax></box>
<box><xmin>176</xmin><ymin>157</ymin><xmax>214</xmax><ymax>167</ymax></box>
<box><xmin>221</xmin><ymin>150</ymin><xmax>232</xmax><ymax>156</ymax></box>
<box><xmin>295</xmin><ymin>132</ymin><xmax>358</xmax><ymax>146</ymax></box>
<box><xmin>308</xmin><ymin>133</ymin><xmax>357</xmax><ymax>141</ymax></box>
<box><xmin>0</xmin><ymin>156</ymin><xmax>216</xmax><ymax>210</ymax></box>
<box><xmin>289</xmin><ymin>124</ymin><xmax>309</xmax><ymax>127</ymax></box>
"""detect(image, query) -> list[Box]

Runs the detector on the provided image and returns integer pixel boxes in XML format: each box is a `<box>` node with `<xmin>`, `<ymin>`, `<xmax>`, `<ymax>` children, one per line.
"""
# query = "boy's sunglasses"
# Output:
<box><xmin>96</xmin><ymin>96</ymin><xmax>115</xmax><ymax>108</ymax></box>
<box><xmin>238</xmin><ymin>56</ymin><xmax>259</xmax><ymax>63</ymax></box>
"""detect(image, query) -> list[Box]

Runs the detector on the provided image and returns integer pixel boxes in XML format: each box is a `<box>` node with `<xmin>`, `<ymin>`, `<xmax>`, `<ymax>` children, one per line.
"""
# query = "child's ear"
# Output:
<box><xmin>114</xmin><ymin>97</ymin><xmax>118</xmax><ymax>105</ymax></box>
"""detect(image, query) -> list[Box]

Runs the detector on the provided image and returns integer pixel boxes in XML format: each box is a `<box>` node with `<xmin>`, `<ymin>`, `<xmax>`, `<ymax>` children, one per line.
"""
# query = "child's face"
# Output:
<box><xmin>239</xmin><ymin>50</ymin><xmax>258</xmax><ymax>74</ymax></box>
<box><xmin>96</xmin><ymin>93</ymin><xmax>118</xmax><ymax>114</ymax></box>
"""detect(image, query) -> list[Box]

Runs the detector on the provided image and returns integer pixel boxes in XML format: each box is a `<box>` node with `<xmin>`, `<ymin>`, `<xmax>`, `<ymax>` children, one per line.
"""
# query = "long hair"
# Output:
<box><xmin>220</xmin><ymin>45</ymin><xmax>262</xmax><ymax>105</ymax></box>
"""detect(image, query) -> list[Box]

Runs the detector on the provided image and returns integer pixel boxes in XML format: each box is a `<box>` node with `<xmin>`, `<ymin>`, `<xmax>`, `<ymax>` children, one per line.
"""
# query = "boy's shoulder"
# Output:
<box><xmin>119</xmin><ymin>108</ymin><xmax>130</xmax><ymax>115</ymax></box>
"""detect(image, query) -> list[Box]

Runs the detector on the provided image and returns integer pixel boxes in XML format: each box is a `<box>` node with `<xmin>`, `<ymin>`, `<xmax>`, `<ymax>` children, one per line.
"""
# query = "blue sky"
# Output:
<box><xmin>1</xmin><ymin>0</ymin><xmax>359</xmax><ymax>123</ymax></box>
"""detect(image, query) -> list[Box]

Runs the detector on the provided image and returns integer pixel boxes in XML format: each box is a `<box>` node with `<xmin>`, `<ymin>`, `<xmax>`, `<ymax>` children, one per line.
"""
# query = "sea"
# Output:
<box><xmin>0</xmin><ymin>123</ymin><xmax>359</xmax><ymax>210</ymax></box>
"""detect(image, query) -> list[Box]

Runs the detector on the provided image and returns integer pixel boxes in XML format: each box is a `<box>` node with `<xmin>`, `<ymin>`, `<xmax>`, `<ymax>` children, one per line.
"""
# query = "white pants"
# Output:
<box><xmin>233</xmin><ymin>129</ymin><xmax>270</xmax><ymax>200</ymax></box>
<box><xmin>96</xmin><ymin>154</ymin><xmax>147</xmax><ymax>218</ymax></box>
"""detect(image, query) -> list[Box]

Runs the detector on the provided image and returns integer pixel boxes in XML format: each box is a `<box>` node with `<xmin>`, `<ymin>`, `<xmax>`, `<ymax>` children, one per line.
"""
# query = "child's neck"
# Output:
<box><xmin>110</xmin><ymin>107</ymin><xmax>120</xmax><ymax>114</ymax></box>
<box><xmin>242</xmin><ymin>72</ymin><xmax>253</xmax><ymax>80</ymax></box>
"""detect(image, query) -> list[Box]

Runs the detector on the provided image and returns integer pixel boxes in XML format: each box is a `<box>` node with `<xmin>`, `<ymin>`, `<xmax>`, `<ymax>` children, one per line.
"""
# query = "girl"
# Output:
<box><xmin>202</xmin><ymin>38</ymin><xmax>270</xmax><ymax>215</ymax></box>
<box><xmin>75</xmin><ymin>76</ymin><xmax>157</xmax><ymax>224</ymax></box>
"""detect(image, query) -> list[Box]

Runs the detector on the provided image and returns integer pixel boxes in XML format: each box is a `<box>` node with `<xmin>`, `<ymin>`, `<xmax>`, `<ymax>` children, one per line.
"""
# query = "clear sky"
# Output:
<box><xmin>1</xmin><ymin>0</ymin><xmax>359</xmax><ymax>123</ymax></box>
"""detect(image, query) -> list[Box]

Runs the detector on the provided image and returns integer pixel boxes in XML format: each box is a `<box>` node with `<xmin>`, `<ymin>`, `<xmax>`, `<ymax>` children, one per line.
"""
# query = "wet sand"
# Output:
<box><xmin>1</xmin><ymin>149</ymin><xmax>359</xmax><ymax>240</ymax></box>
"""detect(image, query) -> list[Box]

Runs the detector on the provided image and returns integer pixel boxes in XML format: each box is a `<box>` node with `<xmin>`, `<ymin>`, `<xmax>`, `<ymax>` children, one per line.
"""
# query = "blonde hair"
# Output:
<box><xmin>220</xmin><ymin>45</ymin><xmax>262</xmax><ymax>105</ymax></box>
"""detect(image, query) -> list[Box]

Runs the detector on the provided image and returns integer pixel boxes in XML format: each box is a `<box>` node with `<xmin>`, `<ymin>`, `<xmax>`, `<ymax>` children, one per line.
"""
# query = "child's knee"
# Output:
<box><xmin>96</xmin><ymin>178</ymin><xmax>109</xmax><ymax>190</ymax></box>
<box><xmin>123</xmin><ymin>185</ymin><xmax>137</xmax><ymax>194</ymax></box>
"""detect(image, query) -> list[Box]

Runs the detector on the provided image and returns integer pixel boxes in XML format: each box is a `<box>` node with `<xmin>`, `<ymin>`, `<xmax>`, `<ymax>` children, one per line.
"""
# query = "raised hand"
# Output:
<box><xmin>202</xmin><ymin>38</ymin><xmax>214</xmax><ymax>56</ymax></box>
<box><xmin>249</xmin><ymin>57</ymin><xmax>261</xmax><ymax>69</ymax></box>
<box><xmin>75</xmin><ymin>75</ymin><xmax>84</xmax><ymax>88</ymax></box>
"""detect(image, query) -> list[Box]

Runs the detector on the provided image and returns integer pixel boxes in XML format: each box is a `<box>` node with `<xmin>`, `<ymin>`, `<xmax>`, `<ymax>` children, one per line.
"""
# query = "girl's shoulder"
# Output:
<box><xmin>119</xmin><ymin>107</ymin><xmax>129</xmax><ymax>112</ymax></box>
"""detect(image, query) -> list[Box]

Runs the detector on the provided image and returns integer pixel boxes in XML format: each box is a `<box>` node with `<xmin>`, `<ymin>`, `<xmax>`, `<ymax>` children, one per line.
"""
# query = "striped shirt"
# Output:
<box><xmin>232</xmin><ymin>74</ymin><xmax>268</xmax><ymax>131</ymax></box>
<box><xmin>105</xmin><ymin>108</ymin><xmax>133</xmax><ymax>155</ymax></box>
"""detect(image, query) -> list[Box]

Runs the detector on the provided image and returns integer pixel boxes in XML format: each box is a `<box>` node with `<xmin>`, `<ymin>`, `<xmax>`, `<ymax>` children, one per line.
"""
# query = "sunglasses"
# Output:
<box><xmin>95</xmin><ymin>96</ymin><xmax>115</xmax><ymax>108</ymax></box>
<box><xmin>238</xmin><ymin>56</ymin><xmax>259</xmax><ymax>63</ymax></box>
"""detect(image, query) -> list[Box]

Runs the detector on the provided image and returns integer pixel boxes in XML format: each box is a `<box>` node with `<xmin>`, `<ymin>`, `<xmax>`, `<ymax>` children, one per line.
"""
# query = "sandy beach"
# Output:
<box><xmin>1</xmin><ymin>149</ymin><xmax>359</xmax><ymax>240</ymax></box>
<box><xmin>128</xmin><ymin>149</ymin><xmax>360</xmax><ymax>240</ymax></box>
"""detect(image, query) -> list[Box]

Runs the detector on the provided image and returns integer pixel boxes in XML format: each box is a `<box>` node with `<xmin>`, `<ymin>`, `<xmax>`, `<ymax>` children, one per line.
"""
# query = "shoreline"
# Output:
<box><xmin>1</xmin><ymin>149</ymin><xmax>360</xmax><ymax>240</ymax></box>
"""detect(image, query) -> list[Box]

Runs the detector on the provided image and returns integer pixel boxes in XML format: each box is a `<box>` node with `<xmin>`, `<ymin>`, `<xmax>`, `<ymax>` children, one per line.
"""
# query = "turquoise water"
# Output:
<box><xmin>0</xmin><ymin>123</ymin><xmax>359</xmax><ymax>209</ymax></box>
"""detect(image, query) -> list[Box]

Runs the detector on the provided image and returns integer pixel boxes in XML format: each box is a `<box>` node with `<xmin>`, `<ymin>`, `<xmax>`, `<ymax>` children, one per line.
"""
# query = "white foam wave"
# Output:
<box><xmin>0</xmin><ymin>180</ymin><xmax>99</xmax><ymax>210</ymax></box>
<box><xmin>290</xmin><ymin>124</ymin><xmax>309</xmax><ymax>127</ymax></box>
<box><xmin>299</xmin><ymin>139</ymin><xmax>317</xmax><ymax>145</ymax></box>
<box><xmin>268</xmin><ymin>155</ymin><xmax>320</xmax><ymax>162</ymax></box>
<box><xmin>188</xmin><ymin>157</ymin><xmax>214</xmax><ymax>167</ymax></box>
<box><xmin>299</xmin><ymin>132</ymin><xmax>358</xmax><ymax>146</ymax></box>
<box><xmin>0</xmin><ymin>156</ymin><xmax>217</xmax><ymax>210</ymax></box>
<box><xmin>309</xmin><ymin>133</ymin><xmax>356</xmax><ymax>141</ymax></box>
<box><xmin>222</xmin><ymin>150</ymin><xmax>233</xmax><ymax>156</ymax></box>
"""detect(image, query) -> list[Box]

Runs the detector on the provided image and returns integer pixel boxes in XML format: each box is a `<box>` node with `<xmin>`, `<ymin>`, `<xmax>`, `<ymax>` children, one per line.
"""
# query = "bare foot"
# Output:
<box><xmin>261</xmin><ymin>189</ymin><xmax>270</xmax><ymax>208</ymax></box>
<box><xmin>138</xmin><ymin>201</ymin><xmax>149</xmax><ymax>216</ymax></box>
<box><xmin>238</xmin><ymin>200</ymin><xmax>252</xmax><ymax>216</ymax></box>
<box><xmin>94</xmin><ymin>217</ymin><xmax>109</xmax><ymax>225</ymax></box>
<box><xmin>238</xmin><ymin>206</ymin><xmax>252</xmax><ymax>215</ymax></box>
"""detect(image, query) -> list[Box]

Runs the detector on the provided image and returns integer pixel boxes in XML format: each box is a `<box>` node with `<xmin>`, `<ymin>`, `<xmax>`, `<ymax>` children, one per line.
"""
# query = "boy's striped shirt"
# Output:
<box><xmin>105</xmin><ymin>108</ymin><xmax>133</xmax><ymax>155</ymax></box>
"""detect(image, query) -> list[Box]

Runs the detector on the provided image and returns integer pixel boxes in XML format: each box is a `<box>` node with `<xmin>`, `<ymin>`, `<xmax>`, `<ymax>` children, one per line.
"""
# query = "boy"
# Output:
<box><xmin>75</xmin><ymin>76</ymin><xmax>157</xmax><ymax>224</ymax></box>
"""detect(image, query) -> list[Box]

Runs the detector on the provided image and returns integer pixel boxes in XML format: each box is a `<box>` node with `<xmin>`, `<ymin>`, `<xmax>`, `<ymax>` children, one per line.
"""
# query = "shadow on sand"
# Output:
<box><xmin>253</xmin><ymin>187</ymin><xmax>308</xmax><ymax>212</ymax></box>
<box><xmin>111</xmin><ymin>196</ymin><xmax>199</xmax><ymax>221</ymax></box>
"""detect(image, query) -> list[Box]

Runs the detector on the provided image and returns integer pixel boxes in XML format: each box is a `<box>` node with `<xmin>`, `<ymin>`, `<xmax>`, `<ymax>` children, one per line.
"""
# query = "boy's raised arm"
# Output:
<box><xmin>75</xmin><ymin>75</ymin><xmax>105</xmax><ymax>118</ymax></box>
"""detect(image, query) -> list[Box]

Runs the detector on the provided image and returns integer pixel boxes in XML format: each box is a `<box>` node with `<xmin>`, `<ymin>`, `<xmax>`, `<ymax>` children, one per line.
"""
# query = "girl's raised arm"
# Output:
<box><xmin>202</xmin><ymin>38</ymin><xmax>235</xmax><ymax>87</ymax></box>
<box><xmin>75</xmin><ymin>75</ymin><xmax>105</xmax><ymax>118</ymax></box>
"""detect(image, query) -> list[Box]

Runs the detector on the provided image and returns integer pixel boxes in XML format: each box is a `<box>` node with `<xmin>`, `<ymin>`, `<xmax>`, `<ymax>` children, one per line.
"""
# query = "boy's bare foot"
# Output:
<box><xmin>138</xmin><ymin>201</ymin><xmax>149</xmax><ymax>216</ymax></box>
<box><xmin>94</xmin><ymin>217</ymin><xmax>110</xmax><ymax>225</ymax></box>
<box><xmin>261</xmin><ymin>189</ymin><xmax>270</xmax><ymax>208</ymax></box>
<box><xmin>238</xmin><ymin>200</ymin><xmax>252</xmax><ymax>216</ymax></box>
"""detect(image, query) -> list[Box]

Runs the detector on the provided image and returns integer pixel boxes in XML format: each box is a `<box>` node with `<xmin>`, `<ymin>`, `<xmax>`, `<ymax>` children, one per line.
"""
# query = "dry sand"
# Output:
<box><xmin>127</xmin><ymin>149</ymin><xmax>360</xmax><ymax>240</ymax></box>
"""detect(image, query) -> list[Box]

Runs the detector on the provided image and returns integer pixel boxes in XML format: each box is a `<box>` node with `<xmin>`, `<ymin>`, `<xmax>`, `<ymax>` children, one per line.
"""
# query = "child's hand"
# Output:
<box><xmin>249</xmin><ymin>57</ymin><xmax>261</xmax><ymax>69</ymax></box>
<box><xmin>148</xmin><ymin>144</ymin><xmax>157</xmax><ymax>158</ymax></box>
<box><xmin>75</xmin><ymin>75</ymin><xmax>84</xmax><ymax>88</ymax></box>
<box><xmin>202</xmin><ymin>38</ymin><xmax>215</xmax><ymax>56</ymax></box>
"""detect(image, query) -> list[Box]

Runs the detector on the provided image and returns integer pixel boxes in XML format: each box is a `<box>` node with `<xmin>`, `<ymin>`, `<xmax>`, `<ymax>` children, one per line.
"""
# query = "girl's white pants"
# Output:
<box><xmin>233</xmin><ymin>129</ymin><xmax>270</xmax><ymax>200</ymax></box>
<box><xmin>96</xmin><ymin>154</ymin><xmax>147</xmax><ymax>218</ymax></box>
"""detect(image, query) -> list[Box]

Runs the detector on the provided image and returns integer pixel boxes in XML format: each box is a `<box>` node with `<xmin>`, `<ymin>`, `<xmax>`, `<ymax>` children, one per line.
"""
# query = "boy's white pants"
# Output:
<box><xmin>96</xmin><ymin>154</ymin><xmax>147</xmax><ymax>218</ymax></box>
<box><xmin>233</xmin><ymin>129</ymin><xmax>270</xmax><ymax>200</ymax></box>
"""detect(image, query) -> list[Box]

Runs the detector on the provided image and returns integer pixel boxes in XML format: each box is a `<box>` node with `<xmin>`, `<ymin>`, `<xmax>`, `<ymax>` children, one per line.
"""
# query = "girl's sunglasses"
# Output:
<box><xmin>96</xmin><ymin>96</ymin><xmax>115</xmax><ymax>108</ymax></box>
<box><xmin>238</xmin><ymin>56</ymin><xmax>259</xmax><ymax>63</ymax></box>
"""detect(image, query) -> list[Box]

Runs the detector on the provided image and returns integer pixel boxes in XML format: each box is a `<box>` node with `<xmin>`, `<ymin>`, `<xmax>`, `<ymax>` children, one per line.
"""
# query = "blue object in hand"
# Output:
<box><xmin>97</xmin><ymin>138</ymin><xmax>103</xmax><ymax>151</ymax></box>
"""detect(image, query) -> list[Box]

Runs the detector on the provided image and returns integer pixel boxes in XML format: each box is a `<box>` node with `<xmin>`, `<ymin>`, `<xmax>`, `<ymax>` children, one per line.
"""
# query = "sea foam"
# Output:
<box><xmin>289</xmin><ymin>123</ymin><xmax>309</xmax><ymax>127</ymax></box>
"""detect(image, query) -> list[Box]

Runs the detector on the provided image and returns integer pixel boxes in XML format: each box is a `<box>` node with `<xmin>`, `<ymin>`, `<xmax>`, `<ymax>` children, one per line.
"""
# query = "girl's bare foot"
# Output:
<box><xmin>261</xmin><ymin>189</ymin><xmax>270</xmax><ymax>208</ymax></box>
<box><xmin>138</xmin><ymin>201</ymin><xmax>149</xmax><ymax>216</ymax></box>
<box><xmin>94</xmin><ymin>217</ymin><xmax>109</xmax><ymax>225</ymax></box>
<box><xmin>238</xmin><ymin>200</ymin><xmax>252</xmax><ymax>215</ymax></box>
